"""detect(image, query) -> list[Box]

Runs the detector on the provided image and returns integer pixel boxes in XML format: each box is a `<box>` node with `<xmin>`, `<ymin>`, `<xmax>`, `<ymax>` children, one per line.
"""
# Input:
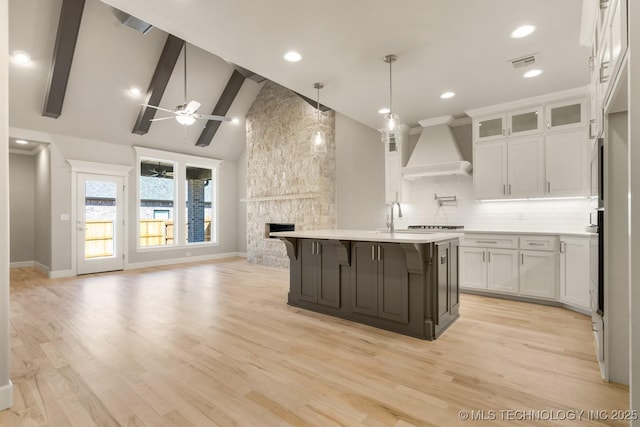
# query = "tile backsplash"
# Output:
<box><xmin>393</xmin><ymin>175</ymin><xmax>591</xmax><ymax>233</ymax></box>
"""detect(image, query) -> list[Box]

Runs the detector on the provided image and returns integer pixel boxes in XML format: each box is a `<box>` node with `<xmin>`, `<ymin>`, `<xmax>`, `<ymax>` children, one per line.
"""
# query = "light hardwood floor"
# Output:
<box><xmin>1</xmin><ymin>259</ymin><xmax>629</xmax><ymax>426</ymax></box>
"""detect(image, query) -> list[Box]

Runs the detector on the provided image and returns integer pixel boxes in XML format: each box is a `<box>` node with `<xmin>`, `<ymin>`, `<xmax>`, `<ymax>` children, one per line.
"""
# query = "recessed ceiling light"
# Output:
<box><xmin>283</xmin><ymin>51</ymin><xmax>302</xmax><ymax>62</ymax></box>
<box><xmin>440</xmin><ymin>91</ymin><xmax>456</xmax><ymax>99</ymax></box>
<box><xmin>12</xmin><ymin>50</ymin><xmax>31</xmax><ymax>65</ymax></box>
<box><xmin>15</xmin><ymin>139</ymin><xmax>28</xmax><ymax>145</ymax></box>
<box><xmin>523</xmin><ymin>69</ymin><xmax>543</xmax><ymax>78</ymax></box>
<box><xmin>128</xmin><ymin>86</ymin><xmax>142</xmax><ymax>98</ymax></box>
<box><xmin>378</xmin><ymin>108</ymin><xmax>390</xmax><ymax>114</ymax></box>
<box><xmin>231</xmin><ymin>117</ymin><xmax>240</xmax><ymax>125</ymax></box>
<box><xmin>511</xmin><ymin>25</ymin><xmax>536</xmax><ymax>39</ymax></box>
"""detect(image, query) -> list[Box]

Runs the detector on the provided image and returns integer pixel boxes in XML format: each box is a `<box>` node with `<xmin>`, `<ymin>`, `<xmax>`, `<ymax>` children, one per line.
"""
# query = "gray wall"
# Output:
<box><xmin>48</xmin><ymin>133</ymin><xmax>239</xmax><ymax>273</ymax></box>
<box><xmin>34</xmin><ymin>145</ymin><xmax>51</xmax><ymax>268</ymax></box>
<box><xmin>9</xmin><ymin>153</ymin><xmax>35</xmax><ymax>263</ymax></box>
<box><xmin>607</xmin><ymin>111</ymin><xmax>629</xmax><ymax>384</ymax></box>
<box><xmin>335</xmin><ymin>113</ymin><xmax>386</xmax><ymax>229</ymax></box>
<box><xmin>236</xmin><ymin>149</ymin><xmax>247</xmax><ymax>253</ymax></box>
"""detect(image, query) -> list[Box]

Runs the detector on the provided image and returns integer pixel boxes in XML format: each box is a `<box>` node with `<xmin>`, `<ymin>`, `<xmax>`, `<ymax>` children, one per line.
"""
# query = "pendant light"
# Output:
<box><xmin>383</xmin><ymin>54</ymin><xmax>399</xmax><ymax>134</ymax></box>
<box><xmin>312</xmin><ymin>82</ymin><xmax>327</xmax><ymax>153</ymax></box>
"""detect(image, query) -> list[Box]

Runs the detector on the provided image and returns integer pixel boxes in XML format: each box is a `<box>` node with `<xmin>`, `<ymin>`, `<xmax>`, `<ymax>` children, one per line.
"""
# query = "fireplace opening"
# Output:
<box><xmin>265</xmin><ymin>222</ymin><xmax>295</xmax><ymax>238</ymax></box>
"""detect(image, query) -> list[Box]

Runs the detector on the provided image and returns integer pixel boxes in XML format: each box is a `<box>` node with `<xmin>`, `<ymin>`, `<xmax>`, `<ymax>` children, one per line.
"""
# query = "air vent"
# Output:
<box><xmin>510</xmin><ymin>54</ymin><xmax>537</xmax><ymax>69</ymax></box>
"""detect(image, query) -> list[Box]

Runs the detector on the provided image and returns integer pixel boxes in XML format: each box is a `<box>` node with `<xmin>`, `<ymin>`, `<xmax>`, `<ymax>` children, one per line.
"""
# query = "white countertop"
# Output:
<box><xmin>270</xmin><ymin>229</ymin><xmax>461</xmax><ymax>244</ymax></box>
<box><xmin>462</xmin><ymin>229</ymin><xmax>595</xmax><ymax>237</ymax></box>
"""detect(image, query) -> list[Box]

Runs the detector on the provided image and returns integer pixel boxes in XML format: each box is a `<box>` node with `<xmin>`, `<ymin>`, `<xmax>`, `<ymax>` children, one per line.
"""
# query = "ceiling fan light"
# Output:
<box><xmin>175</xmin><ymin>114</ymin><xmax>196</xmax><ymax>126</ymax></box>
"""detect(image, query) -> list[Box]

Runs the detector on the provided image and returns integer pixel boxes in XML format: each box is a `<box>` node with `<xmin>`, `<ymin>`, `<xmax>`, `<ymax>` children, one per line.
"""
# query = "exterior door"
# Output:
<box><xmin>77</xmin><ymin>173</ymin><xmax>125</xmax><ymax>275</ymax></box>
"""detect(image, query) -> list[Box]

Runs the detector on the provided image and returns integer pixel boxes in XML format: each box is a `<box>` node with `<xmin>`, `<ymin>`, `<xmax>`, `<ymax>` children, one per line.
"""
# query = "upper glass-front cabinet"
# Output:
<box><xmin>474</xmin><ymin>114</ymin><xmax>505</xmax><ymax>142</ymax></box>
<box><xmin>545</xmin><ymin>99</ymin><xmax>587</xmax><ymax>132</ymax></box>
<box><xmin>507</xmin><ymin>106</ymin><xmax>543</xmax><ymax>137</ymax></box>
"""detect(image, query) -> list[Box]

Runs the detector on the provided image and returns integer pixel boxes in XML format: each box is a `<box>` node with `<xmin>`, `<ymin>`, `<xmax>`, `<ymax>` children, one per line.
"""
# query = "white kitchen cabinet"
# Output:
<box><xmin>545</xmin><ymin>129</ymin><xmax>590</xmax><ymax>196</ymax></box>
<box><xmin>519</xmin><ymin>250</ymin><xmax>557</xmax><ymax>300</ymax></box>
<box><xmin>459</xmin><ymin>247</ymin><xmax>487</xmax><ymax>290</ymax></box>
<box><xmin>507</xmin><ymin>106</ymin><xmax>543</xmax><ymax>137</ymax></box>
<box><xmin>473</xmin><ymin>140</ymin><xmax>507</xmax><ymax>199</ymax></box>
<box><xmin>474</xmin><ymin>136</ymin><xmax>544</xmax><ymax>199</ymax></box>
<box><xmin>545</xmin><ymin>99</ymin><xmax>587</xmax><ymax>132</ymax></box>
<box><xmin>474</xmin><ymin>113</ymin><xmax>505</xmax><ymax>142</ymax></box>
<box><xmin>486</xmin><ymin>249</ymin><xmax>519</xmax><ymax>293</ymax></box>
<box><xmin>507</xmin><ymin>136</ymin><xmax>545</xmax><ymax>197</ymax></box>
<box><xmin>559</xmin><ymin>236</ymin><xmax>591</xmax><ymax>311</ymax></box>
<box><xmin>383</xmin><ymin>124</ymin><xmax>409</xmax><ymax>204</ymax></box>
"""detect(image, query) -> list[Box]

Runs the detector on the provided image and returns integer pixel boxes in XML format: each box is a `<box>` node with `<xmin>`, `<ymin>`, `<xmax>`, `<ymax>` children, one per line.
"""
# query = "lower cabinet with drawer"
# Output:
<box><xmin>460</xmin><ymin>233</ymin><xmax>558</xmax><ymax>302</ymax></box>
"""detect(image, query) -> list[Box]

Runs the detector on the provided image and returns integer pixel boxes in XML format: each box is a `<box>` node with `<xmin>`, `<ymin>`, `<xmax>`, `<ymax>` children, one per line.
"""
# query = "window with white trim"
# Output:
<box><xmin>135</xmin><ymin>147</ymin><xmax>221</xmax><ymax>249</ymax></box>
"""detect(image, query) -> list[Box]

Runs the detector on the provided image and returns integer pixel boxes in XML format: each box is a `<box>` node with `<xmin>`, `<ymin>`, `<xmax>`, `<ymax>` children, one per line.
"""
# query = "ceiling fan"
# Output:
<box><xmin>148</xmin><ymin>163</ymin><xmax>173</xmax><ymax>177</ymax></box>
<box><xmin>143</xmin><ymin>43</ymin><xmax>231</xmax><ymax>126</ymax></box>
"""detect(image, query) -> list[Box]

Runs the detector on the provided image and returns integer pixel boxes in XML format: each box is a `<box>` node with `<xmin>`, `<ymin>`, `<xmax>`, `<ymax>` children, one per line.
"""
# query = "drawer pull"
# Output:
<box><xmin>476</xmin><ymin>240</ymin><xmax>498</xmax><ymax>244</ymax></box>
<box><xmin>527</xmin><ymin>242</ymin><xmax>545</xmax><ymax>246</ymax></box>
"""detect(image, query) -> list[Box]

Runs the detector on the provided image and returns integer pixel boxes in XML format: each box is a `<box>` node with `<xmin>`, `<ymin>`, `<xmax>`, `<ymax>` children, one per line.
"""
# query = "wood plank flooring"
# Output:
<box><xmin>1</xmin><ymin>259</ymin><xmax>629</xmax><ymax>426</ymax></box>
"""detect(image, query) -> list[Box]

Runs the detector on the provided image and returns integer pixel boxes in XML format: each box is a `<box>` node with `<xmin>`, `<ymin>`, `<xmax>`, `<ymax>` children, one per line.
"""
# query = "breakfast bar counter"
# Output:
<box><xmin>271</xmin><ymin>229</ymin><xmax>461</xmax><ymax>340</ymax></box>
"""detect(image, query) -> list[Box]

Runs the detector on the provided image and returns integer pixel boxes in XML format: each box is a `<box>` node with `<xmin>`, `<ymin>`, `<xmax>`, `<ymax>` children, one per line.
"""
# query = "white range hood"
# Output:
<box><xmin>402</xmin><ymin>115</ymin><xmax>472</xmax><ymax>180</ymax></box>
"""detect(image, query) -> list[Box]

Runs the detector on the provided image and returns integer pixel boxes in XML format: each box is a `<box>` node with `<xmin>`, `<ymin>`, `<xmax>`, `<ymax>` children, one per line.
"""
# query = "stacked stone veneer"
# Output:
<box><xmin>246</xmin><ymin>81</ymin><xmax>336</xmax><ymax>267</ymax></box>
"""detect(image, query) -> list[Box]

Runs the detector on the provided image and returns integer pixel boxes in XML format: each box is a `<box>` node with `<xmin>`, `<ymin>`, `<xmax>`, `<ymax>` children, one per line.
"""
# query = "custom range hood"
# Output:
<box><xmin>402</xmin><ymin>115</ymin><xmax>472</xmax><ymax>180</ymax></box>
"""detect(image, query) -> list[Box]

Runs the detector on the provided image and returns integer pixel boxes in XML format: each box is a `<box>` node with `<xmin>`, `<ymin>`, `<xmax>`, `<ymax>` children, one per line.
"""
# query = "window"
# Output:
<box><xmin>135</xmin><ymin>147</ymin><xmax>221</xmax><ymax>249</ymax></box>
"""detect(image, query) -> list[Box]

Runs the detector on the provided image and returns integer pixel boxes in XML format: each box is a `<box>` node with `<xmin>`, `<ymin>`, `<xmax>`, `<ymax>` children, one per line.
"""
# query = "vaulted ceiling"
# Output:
<box><xmin>9</xmin><ymin>0</ymin><xmax>263</xmax><ymax>160</ymax></box>
<box><xmin>9</xmin><ymin>0</ymin><xmax>590</xmax><ymax>160</ymax></box>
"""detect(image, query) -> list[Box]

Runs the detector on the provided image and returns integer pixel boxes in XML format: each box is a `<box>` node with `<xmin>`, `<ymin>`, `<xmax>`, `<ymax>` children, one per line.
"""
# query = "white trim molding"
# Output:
<box><xmin>67</xmin><ymin>159</ymin><xmax>133</xmax><ymax>176</ymax></box>
<box><xmin>10</xmin><ymin>261</ymin><xmax>35</xmax><ymax>268</ymax></box>
<box><xmin>48</xmin><ymin>270</ymin><xmax>74</xmax><ymax>279</ymax></box>
<box><xmin>125</xmin><ymin>252</ymin><xmax>245</xmax><ymax>271</ymax></box>
<box><xmin>0</xmin><ymin>381</ymin><xmax>13</xmax><ymax>411</ymax></box>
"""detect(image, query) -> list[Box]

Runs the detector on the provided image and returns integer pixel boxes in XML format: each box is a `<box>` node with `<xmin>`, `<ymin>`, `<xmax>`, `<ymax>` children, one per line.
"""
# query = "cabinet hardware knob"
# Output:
<box><xmin>377</xmin><ymin>245</ymin><xmax>382</xmax><ymax>261</ymax></box>
<box><xmin>482</xmin><ymin>251</ymin><xmax>485</xmax><ymax>262</ymax></box>
<box><xmin>508</xmin><ymin>184</ymin><xmax>512</xmax><ymax>195</ymax></box>
<box><xmin>521</xmin><ymin>253</ymin><xmax>524</xmax><ymax>265</ymax></box>
<box><xmin>547</xmin><ymin>181</ymin><xmax>551</xmax><ymax>193</ymax></box>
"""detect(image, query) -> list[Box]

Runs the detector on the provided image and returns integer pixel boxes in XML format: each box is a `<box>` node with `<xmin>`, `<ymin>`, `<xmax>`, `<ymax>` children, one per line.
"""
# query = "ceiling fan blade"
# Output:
<box><xmin>149</xmin><ymin>116</ymin><xmax>176</xmax><ymax>122</ymax></box>
<box><xmin>141</xmin><ymin>104</ymin><xmax>175</xmax><ymax>114</ymax></box>
<box><xmin>195</xmin><ymin>114</ymin><xmax>232</xmax><ymax>122</ymax></box>
<box><xmin>185</xmin><ymin>100</ymin><xmax>201</xmax><ymax>113</ymax></box>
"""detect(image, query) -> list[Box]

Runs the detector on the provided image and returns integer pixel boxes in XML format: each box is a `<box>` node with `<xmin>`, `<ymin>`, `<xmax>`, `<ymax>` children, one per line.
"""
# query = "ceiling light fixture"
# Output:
<box><xmin>511</xmin><ymin>25</ymin><xmax>536</xmax><ymax>39</ymax></box>
<box><xmin>382</xmin><ymin>54</ymin><xmax>400</xmax><ymax>135</ymax></box>
<box><xmin>175</xmin><ymin>114</ymin><xmax>196</xmax><ymax>126</ymax></box>
<box><xmin>311</xmin><ymin>82</ymin><xmax>327</xmax><ymax>153</ymax></box>
<box><xmin>231</xmin><ymin>117</ymin><xmax>240</xmax><ymax>125</ymax></box>
<box><xmin>12</xmin><ymin>50</ymin><xmax>31</xmax><ymax>64</ymax></box>
<box><xmin>15</xmin><ymin>139</ymin><xmax>28</xmax><ymax>145</ymax></box>
<box><xmin>440</xmin><ymin>91</ymin><xmax>456</xmax><ymax>99</ymax></box>
<box><xmin>378</xmin><ymin>108</ymin><xmax>390</xmax><ymax>114</ymax></box>
<box><xmin>283</xmin><ymin>51</ymin><xmax>302</xmax><ymax>62</ymax></box>
<box><xmin>523</xmin><ymin>69</ymin><xmax>543</xmax><ymax>78</ymax></box>
<box><xmin>128</xmin><ymin>86</ymin><xmax>142</xmax><ymax>98</ymax></box>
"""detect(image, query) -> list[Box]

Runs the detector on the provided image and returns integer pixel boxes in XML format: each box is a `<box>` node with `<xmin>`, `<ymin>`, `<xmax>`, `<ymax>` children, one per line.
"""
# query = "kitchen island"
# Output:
<box><xmin>271</xmin><ymin>230</ymin><xmax>460</xmax><ymax>340</ymax></box>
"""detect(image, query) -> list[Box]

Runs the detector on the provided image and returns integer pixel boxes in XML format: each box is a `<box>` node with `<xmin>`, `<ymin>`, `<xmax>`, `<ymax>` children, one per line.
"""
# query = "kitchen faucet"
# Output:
<box><xmin>386</xmin><ymin>193</ymin><xmax>403</xmax><ymax>233</ymax></box>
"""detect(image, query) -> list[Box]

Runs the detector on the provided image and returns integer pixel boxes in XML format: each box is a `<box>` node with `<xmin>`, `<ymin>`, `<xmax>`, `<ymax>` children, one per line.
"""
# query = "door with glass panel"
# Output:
<box><xmin>77</xmin><ymin>173</ymin><xmax>125</xmax><ymax>275</ymax></box>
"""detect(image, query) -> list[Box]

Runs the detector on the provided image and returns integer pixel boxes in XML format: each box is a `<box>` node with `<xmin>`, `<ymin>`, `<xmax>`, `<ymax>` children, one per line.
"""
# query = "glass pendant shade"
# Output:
<box><xmin>175</xmin><ymin>114</ymin><xmax>196</xmax><ymax>126</ymax></box>
<box><xmin>311</xmin><ymin>82</ymin><xmax>327</xmax><ymax>153</ymax></box>
<box><xmin>312</xmin><ymin>130</ymin><xmax>327</xmax><ymax>153</ymax></box>
<box><xmin>382</xmin><ymin>54</ymin><xmax>400</xmax><ymax>135</ymax></box>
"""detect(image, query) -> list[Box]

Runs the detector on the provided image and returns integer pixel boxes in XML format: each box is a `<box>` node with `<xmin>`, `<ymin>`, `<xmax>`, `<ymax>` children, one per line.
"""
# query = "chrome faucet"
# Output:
<box><xmin>386</xmin><ymin>194</ymin><xmax>403</xmax><ymax>233</ymax></box>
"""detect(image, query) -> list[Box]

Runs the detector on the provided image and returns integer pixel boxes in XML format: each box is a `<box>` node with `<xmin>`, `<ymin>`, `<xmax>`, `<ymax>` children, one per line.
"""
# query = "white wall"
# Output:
<box><xmin>9</xmin><ymin>153</ymin><xmax>35</xmax><ymax>263</ymax></box>
<box><xmin>607</xmin><ymin>111</ymin><xmax>629</xmax><ymax>384</ymax></box>
<box><xmin>34</xmin><ymin>145</ymin><xmax>51</xmax><ymax>269</ymax></box>
<box><xmin>236</xmin><ymin>149</ymin><xmax>247</xmax><ymax>253</ymax></box>
<box><xmin>47</xmin><ymin>133</ymin><xmax>240</xmax><ymax>274</ymax></box>
<box><xmin>335</xmin><ymin>113</ymin><xmax>386</xmax><ymax>229</ymax></box>
<box><xmin>628</xmin><ymin>1</ymin><xmax>640</xmax><ymax>420</ymax></box>
<box><xmin>0</xmin><ymin>0</ymin><xmax>14</xmax><ymax>410</ymax></box>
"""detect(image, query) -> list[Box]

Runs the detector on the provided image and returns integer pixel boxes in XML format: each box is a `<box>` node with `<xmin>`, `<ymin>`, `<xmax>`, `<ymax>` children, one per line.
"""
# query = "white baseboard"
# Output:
<box><xmin>35</xmin><ymin>262</ymin><xmax>50</xmax><ymax>273</ymax></box>
<box><xmin>10</xmin><ymin>260</ymin><xmax>35</xmax><ymax>268</ymax></box>
<box><xmin>48</xmin><ymin>269</ymin><xmax>74</xmax><ymax>279</ymax></box>
<box><xmin>125</xmin><ymin>252</ymin><xmax>246</xmax><ymax>271</ymax></box>
<box><xmin>0</xmin><ymin>381</ymin><xmax>13</xmax><ymax>411</ymax></box>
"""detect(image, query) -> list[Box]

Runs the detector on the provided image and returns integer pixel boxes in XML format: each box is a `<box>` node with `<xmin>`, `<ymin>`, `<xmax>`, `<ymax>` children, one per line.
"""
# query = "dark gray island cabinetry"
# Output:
<box><xmin>273</xmin><ymin>230</ymin><xmax>460</xmax><ymax>340</ymax></box>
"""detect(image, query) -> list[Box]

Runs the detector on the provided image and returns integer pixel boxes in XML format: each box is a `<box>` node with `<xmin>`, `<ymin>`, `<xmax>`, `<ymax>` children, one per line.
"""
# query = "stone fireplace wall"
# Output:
<box><xmin>246</xmin><ymin>81</ymin><xmax>336</xmax><ymax>267</ymax></box>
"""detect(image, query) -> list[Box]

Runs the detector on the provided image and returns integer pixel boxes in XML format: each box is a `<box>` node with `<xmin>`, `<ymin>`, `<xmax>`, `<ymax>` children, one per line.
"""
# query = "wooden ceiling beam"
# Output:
<box><xmin>195</xmin><ymin>70</ymin><xmax>246</xmax><ymax>147</ymax></box>
<box><xmin>295</xmin><ymin>92</ymin><xmax>331</xmax><ymax>112</ymax></box>
<box><xmin>42</xmin><ymin>0</ymin><xmax>86</xmax><ymax>118</ymax></box>
<box><xmin>132</xmin><ymin>34</ymin><xmax>185</xmax><ymax>135</ymax></box>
